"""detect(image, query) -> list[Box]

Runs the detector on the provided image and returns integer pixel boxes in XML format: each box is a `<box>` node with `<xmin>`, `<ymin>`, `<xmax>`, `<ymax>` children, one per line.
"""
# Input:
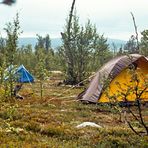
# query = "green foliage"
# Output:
<box><xmin>15</xmin><ymin>44</ymin><xmax>36</xmax><ymax>70</ymax></box>
<box><xmin>0</xmin><ymin>61</ymin><xmax>7</xmax><ymax>84</ymax></box>
<box><xmin>0</xmin><ymin>105</ymin><xmax>21</xmax><ymax>121</ymax></box>
<box><xmin>92</xmin><ymin>35</ymin><xmax>112</xmax><ymax>69</ymax></box>
<box><xmin>35</xmin><ymin>34</ymin><xmax>55</xmax><ymax>71</ymax></box>
<box><xmin>0</xmin><ymin>5</ymin><xmax>148</xmax><ymax>147</ymax></box>
<box><xmin>61</xmin><ymin>12</ymin><xmax>112</xmax><ymax>84</ymax></box>
<box><xmin>124</xmin><ymin>35</ymin><xmax>137</xmax><ymax>54</ymax></box>
<box><xmin>3</xmin><ymin>13</ymin><xmax>22</xmax><ymax>99</ymax></box>
<box><xmin>25</xmin><ymin>121</ymin><xmax>41</xmax><ymax>133</ymax></box>
<box><xmin>3</xmin><ymin>65</ymin><xmax>18</xmax><ymax>100</ymax></box>
<box><xmin>0</xmin><ymin>80</ymin><xmax>147</xmax><ymax>147</ymax></box>
<box><xmin>35</xmin><ymin>46</ymin><xmax>49</xmax><ymax>99</ymax></box>
<box><xmin>4</xmin><ymin>13</ymin><xmax>22</xmax><ymax>66</ymax></box>
<box><xmin>140</xmin><ymin>30</ymin><xmax>148</xmax><ymax>56</ymax></box>
<box><xmin>95</xmin><ymin>127</ymin><xmax>148</xmax><ymax>148</ymax></box>
<box><xmin>0</xmin><ymin>35</ymin><xmax>6</xmax><ymax>67</ymax></box>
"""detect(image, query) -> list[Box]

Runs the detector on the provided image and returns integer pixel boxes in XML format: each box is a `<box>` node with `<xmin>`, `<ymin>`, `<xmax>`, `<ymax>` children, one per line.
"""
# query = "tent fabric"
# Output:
<box><xmin>78</xmin><ymin>54</ymin><xmax>148</xmax><ymax>103</ymax></box>
<box><xmin>15</xmin><ymin>65</ymin><xmax>34</xmax><ymax>83</ymax></box>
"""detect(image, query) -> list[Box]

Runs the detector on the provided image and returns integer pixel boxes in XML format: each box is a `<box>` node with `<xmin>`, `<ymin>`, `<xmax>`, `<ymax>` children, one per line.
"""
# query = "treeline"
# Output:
<box><xmin>0</xmin><ymin>13</ymin><xmax>148</xmax><ymax>85</ymax></box>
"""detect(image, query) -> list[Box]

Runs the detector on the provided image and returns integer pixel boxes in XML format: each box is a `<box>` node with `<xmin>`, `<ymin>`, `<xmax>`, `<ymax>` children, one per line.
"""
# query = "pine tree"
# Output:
<box><xmin>4</xmin><ymin>13</ymin><xmax>22</xmax><ymax>98</ymax></box>
<box><xmin>61</xmin><ymin>12</ymin><xmax>111</xmax><ymax>84</ymax></box>
<box><xmin>140</xmin><ymin>30</ymin><xmax>148</xmax><ymax>56</ymax></box>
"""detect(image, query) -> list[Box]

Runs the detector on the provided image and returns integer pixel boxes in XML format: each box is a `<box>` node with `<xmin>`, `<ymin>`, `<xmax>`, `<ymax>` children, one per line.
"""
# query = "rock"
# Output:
<box><xmin>76</xmin><ymin>122</ymin><xmax>102</xmax><ymax>128</ymax></box>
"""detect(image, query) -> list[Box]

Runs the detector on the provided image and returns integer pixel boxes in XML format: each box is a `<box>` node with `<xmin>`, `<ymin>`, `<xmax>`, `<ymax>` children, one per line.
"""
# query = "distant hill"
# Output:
<box><xmin>18</xmin><ymin>38</ymin><xmax>37</xmax><ymax>48</ymax></box>
<box><xmin>18</xmin><ymin>37</ymin><xmax>126</xmax><ymax>49</ymax></box>
<box><xmin>107</xmin><ymin>38</ymin><xmax>127</xmax><ymax>49</ymax></box>
<box><xmin>18</xmin><ymin>38</ymin><xmax>62</xmax><ymax>49</ymax></box>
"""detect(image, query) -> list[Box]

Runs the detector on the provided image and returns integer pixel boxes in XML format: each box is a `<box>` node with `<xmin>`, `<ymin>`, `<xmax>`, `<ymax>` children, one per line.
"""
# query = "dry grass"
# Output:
<box><xmin>0</xmin><ymin>77</ymin><xmax>148</xmax><ymax>147</ymax></box>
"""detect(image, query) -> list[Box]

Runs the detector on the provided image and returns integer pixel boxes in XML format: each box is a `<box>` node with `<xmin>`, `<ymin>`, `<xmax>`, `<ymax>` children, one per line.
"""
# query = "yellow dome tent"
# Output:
<box><xmin>78</xmin><ymin>54</ymin><xmax>148</xmax><ymax>103</ymax></box>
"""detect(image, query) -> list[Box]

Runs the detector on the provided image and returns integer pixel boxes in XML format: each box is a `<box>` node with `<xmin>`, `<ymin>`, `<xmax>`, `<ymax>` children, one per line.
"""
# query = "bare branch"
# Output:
<box><xmin>128</xmin><ymin>106</ymin><xmax>141</xmax><ymax>124</ymax></box>
<box><xmin>127</xmin><ymin>121</ymin><xmax>141</xmax><ymax>136</ymax></box>
<box><xmin>130</xmin><ymin>12</ymin><xmax>140</xmax><ymax>53</ymax></box>
<box><xmin>68</xmin><ymin>0</ymin><xmax>76</xmax><ymax>41</ymax></box>
<box><xmin>137</xmin><ymin>99</ymin><xmax>148</xmax><ymax>135</ymax></box>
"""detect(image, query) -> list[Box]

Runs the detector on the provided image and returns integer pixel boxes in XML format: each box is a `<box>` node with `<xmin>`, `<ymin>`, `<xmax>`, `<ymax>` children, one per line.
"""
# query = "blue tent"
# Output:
<box><xmin>15</xmin><ymin>65</ymin><xmax>34</xmax><ymax>83</ymax></box>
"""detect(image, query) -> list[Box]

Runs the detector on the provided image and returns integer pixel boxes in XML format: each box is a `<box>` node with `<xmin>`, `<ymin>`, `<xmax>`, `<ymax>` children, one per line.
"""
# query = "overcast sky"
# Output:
<box><xmin>0</xmin><ymin>0</ymin><xmax>148</xmax><ymax>40</ymax></box>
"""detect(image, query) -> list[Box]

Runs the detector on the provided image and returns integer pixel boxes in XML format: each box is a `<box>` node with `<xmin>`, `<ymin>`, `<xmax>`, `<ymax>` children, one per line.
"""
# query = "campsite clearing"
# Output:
<box><xmin>0</xmin><ymin>77</ymin><xmax>148</xmax><ymax>147</ymax></box>
<box><xmin>79</xmin><ymin>54</ymin><xmax>148</xmax><ymax>103</ymax></box>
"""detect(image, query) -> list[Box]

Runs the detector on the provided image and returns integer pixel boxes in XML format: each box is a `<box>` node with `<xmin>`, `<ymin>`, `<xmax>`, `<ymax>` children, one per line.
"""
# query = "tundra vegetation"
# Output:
<box><xmin>0</xmin><ymin>0</ymin><xmax>148</xmax><ymax>147</ymax></box>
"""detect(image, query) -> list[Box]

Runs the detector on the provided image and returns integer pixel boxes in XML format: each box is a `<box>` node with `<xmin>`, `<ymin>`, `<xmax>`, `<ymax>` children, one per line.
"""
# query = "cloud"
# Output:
<box><xmin>0</xmin><ymin>0</ymin><xmax>148</xmax><ymax>40</ymax></box>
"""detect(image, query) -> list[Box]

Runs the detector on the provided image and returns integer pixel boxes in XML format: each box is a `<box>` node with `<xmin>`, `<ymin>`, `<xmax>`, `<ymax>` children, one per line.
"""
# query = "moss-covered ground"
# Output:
<box><xmin>0</xmin><ymin>78</ymin><xmax>148</xmax><ymax>147</ymax></box>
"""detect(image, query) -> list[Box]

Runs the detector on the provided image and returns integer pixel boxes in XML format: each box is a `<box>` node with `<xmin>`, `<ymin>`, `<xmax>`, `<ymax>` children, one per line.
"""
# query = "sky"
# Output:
<box><xmin>0</xmin><ymin>0</ymin><xmax>148</xmax><ymax>40</ymax></box>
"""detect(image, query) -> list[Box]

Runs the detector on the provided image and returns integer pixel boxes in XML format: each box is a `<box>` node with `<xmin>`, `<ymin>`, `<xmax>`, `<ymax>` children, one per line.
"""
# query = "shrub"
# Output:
<box><xmin>0</xmin><ymin>105</ymin><xmax>21</xmax><ymax>121</ymax></box>
<box><xmin>25</xmin><ymin>121</ymin><xmax>41</xmax><ymax>133</ymax></box>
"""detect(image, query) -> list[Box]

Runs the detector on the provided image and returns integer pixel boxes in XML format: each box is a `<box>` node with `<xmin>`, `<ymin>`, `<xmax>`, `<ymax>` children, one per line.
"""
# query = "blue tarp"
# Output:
<box><xmin>15</xmin><ymin>65</ymin><xmax>34</xmax><ymax>83</ymax></box>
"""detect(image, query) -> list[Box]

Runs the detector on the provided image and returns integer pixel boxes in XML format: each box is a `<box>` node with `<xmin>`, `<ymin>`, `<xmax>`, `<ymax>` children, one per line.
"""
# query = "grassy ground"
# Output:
<box><xmin>0</xmin><ymin>78</ymin><xmax>148</xmax><ymax>147</ymax></box>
